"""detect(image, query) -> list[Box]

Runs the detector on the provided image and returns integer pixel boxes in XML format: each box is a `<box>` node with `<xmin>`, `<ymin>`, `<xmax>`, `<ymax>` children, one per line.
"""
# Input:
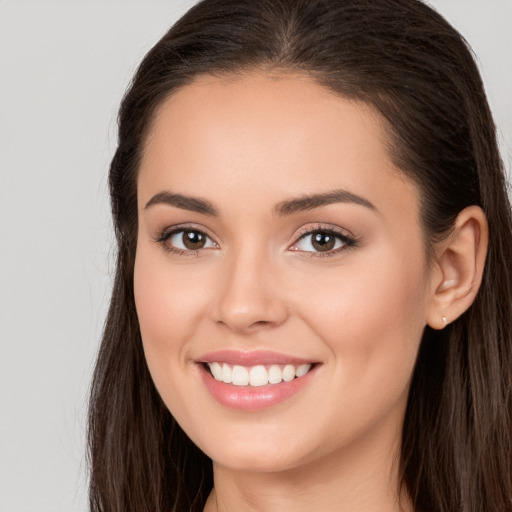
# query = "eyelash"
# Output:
<box><xmin>154</xmin><ymin>223</ymin><xmax>358</xmax><ymax>258</ymax></box>
<box><xmin>291</xmin><ymin>225</ymin><xmax>358</xmax><ymax>258</ymax></box>
<box><xmin>154</xmin><ymin>224</ymin><xmax>217</xmax><ymax>256</ymax></box>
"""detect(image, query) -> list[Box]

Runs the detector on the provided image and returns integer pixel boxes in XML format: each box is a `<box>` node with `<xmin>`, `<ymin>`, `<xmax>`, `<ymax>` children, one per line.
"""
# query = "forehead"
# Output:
<box><xmin>138</xmin><ymin>72</ymin><xmax>418</xmax><ymax>220</ymax></box>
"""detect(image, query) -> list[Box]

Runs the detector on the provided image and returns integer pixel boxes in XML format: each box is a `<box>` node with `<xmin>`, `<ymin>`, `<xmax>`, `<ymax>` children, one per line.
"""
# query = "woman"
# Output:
<box><xmin>88</xmin><ymin>0</ymin><xmax>512</xmax><ymax>511</ymax></box>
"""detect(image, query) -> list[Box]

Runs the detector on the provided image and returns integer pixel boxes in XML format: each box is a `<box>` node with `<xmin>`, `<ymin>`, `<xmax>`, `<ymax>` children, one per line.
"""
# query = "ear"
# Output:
<box><xmin>427</xmin><ymin>206</ymin><xmax>488</xmax><ymax>330</ymax></box>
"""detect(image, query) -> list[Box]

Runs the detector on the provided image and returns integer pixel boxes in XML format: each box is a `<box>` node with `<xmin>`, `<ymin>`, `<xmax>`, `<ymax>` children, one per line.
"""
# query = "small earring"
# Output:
<box><xmin>441</xmin><ymin>315</ymin><xmax>448</xmax><ymax>324</ymax></box>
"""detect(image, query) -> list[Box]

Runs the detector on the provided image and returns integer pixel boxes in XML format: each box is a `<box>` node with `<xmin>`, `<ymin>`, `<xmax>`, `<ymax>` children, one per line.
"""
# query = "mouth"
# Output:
<box><xmin>196</xmin><ymin>350</ymin><xmax>319</xmax><ymax>410</ymax></box>
<box><xmin>204</xmin><ymin>361</ymin><xmax>313</xmax><ymax>387</ymax></box>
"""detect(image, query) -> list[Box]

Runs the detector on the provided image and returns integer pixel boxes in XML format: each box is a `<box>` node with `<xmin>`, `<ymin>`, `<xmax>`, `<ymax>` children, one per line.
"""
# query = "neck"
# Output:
<box><xmin>204</xmin><ymin>424</ymin><xmax>413</xmax><ymax>512</ymax></box>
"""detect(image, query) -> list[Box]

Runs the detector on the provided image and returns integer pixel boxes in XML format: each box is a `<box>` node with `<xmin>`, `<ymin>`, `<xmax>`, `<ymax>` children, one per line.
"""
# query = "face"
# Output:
<box><xmin>134</xmin><ymin>73</ymin><xmax>433</xmax><ymax>473</ymax></box>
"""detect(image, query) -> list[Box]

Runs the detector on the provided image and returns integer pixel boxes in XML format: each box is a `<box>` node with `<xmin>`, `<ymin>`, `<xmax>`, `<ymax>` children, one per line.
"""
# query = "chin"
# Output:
<box><xmin>190</xmin><ymin>424</ymin><xmax>310</xmax><ymax>473</ymax></box>
<box><xmin>210</xmin><ymin>446</ymin><xmax>302</xmax><ymax>473</ymax></box>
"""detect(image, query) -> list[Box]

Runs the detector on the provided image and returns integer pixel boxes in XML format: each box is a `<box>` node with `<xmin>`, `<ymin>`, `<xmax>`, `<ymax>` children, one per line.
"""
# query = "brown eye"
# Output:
<box><xmin>290</xmin><ymin>228</ymin><xmax>353</xmax><ymax>255</ymax></box>
<box><xmin>163</xmin><ymin>228</ymin><xmax>217</xmax><ymax>253</ymax></box>
<box><xmin>182</xmin><ymin>230</ymin><xmax>206</xmax><ymax>250</ymax></box>
<box><xmin>311</xmin><ymin>231</ymin><xmax>336</xmax><ymax>252</ymax></box>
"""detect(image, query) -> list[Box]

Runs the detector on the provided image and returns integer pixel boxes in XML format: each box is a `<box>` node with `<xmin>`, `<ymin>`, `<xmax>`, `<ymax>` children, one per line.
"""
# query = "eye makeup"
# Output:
<box><xmin>288</xmin><ymin>223</ymin><xmax>358</xmax><ymax>258</ymax></box>
<box><xmin>153</xmin><ymin>221</ymin><xmax>359</xmax><ymax>258</ymax></box>
<box><xmin>153</xmin><ymin>223</ymin><xmax>219</xmax><ymax>256</ymax></box>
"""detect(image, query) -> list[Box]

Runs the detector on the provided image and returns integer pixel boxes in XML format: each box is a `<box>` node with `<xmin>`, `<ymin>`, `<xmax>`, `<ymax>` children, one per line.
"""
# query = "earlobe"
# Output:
<box><xmin>427</xmin><ymin>206</ymin><xmax>488</xmax><ymax>330</ymax></box>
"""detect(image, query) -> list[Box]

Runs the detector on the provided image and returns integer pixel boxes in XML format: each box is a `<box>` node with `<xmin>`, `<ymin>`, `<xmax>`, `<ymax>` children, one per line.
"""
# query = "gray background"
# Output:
<box><xmin>0</xmin><ymin>1</ymin><xmax>510</xmax><ymax>511</ymax></box>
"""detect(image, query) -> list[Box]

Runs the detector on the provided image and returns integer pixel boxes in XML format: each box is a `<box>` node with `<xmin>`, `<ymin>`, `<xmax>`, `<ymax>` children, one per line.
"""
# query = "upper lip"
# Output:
<box><xmin>198</xmin><ymin>349</ymin><xmax>317</xmax><ymax>366</ymax></box>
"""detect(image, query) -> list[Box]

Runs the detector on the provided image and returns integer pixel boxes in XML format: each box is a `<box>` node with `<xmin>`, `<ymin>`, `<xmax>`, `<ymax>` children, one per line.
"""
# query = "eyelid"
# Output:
<box><xmin>155</xmin><ymin>222</ymin><xmax>217</xmax><ymax>240</ymax></box>
<box><xmin>288</xmin><ymin>223</ymin><xmax>358</xmax><ymax>256</ymax></box>
<box><xmin>292</xmin><ymin>223</ymin><xmax>356</xmax><ymax>241</ymax></box>
<box><xmin>152</xmin><ymin>222</ymin><xmax>357</xmax><ymax>257</ymax></box>
<box><xmin>154</xmin><ymin>223</ymin><xmax>219</xmax><ymax>255</ymax></box>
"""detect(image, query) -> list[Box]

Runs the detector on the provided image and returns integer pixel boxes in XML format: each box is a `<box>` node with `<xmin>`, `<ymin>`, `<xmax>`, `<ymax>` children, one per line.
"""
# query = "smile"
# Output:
<box><xmin>198</xmin><ymin>350</ymin><xmax>318</xmax><ymax>410</ymax></box>
<box><xmin>207</xmin><ymin>362</ymin><xmax>312</xmax><ymax>387</ymax></box>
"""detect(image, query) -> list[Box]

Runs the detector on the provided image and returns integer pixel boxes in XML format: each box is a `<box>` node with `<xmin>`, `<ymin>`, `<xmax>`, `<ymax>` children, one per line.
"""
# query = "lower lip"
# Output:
<box><xmin>198</xmin><ymin>364</ymin><xmax>316</xmax><ymax>411</ymax></box>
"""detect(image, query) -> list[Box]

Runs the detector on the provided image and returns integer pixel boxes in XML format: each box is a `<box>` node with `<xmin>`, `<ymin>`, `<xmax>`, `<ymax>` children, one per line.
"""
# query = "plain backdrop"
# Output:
<box><xmin>0</xmin><ymin>1</ymin><xmax>510</xmax><ymax>511</ymax></box>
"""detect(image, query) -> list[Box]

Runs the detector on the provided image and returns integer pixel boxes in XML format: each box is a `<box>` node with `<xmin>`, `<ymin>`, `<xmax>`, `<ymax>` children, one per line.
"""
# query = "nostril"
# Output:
<box><xmin>216</xmin><ymin>318</ymin><xmax>275</xmax><ymax>333</ymax></box>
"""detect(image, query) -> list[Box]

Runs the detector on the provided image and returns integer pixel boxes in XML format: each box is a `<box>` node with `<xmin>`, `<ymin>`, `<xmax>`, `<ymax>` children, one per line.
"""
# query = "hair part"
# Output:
<box><xmin>88</xmin><ymin>1</ymin><xmax>512</xmax><ymax>511</ymax></box>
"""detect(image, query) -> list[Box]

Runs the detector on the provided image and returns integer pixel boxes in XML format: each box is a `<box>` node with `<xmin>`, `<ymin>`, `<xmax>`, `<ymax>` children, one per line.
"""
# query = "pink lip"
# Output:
<box><xmin>197</xmin><ymin>350</ymin><xmax>319</xmax><ymax>411</ymax></box>
<box><xmin>198</xmin><ymin>349</ymin><xmax>314</xmax><ymax>366</ymax></box>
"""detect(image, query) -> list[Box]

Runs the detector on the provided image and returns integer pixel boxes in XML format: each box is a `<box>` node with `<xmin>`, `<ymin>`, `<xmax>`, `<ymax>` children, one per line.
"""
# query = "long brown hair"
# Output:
<box><xmin>88</xmin><ymin>1</ymin><xmax>512</xmax><ymax>510</ymax></box>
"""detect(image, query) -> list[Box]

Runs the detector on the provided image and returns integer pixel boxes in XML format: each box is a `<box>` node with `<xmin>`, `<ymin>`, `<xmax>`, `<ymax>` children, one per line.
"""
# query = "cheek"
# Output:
<box><xmin>133</xmin><ymin>245</ymin><xmax>215</xmax><ymax>431</ymax></box>
<box><xmin>133</xmin><ymin>244</ymin><xmax>207</xmax><ymax>381</ymax></box>
<box><xmin>289</xmin><ymin>245</ymin><xmax>428</xmax><ymax>402</ymax></box>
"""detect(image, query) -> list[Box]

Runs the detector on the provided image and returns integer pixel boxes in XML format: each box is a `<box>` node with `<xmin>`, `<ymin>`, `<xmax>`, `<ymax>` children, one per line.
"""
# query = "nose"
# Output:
<box><xmin>212</xmin><ymin>250</ymin><xmax>289</xmax><ymax>334</ymax></box>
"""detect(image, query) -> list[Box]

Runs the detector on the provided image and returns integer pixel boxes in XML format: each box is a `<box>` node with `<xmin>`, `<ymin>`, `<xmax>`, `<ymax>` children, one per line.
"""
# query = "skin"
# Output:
<box><xmin>134</xmin><ymin>73</ymin><xmax>488</xmax><ymax>512</ymax></box>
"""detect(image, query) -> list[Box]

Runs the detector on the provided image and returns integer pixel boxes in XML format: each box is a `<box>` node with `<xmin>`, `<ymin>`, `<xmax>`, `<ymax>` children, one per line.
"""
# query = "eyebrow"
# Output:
<box><xmin>144</xmin><ymin>191</ymin><xmax>219</xmax><ymax>216</ymax></box>
<box><xmin>273</xmin><ymin>189</ymin><xmax>376</xmax><ymax>216</ymax></box>
<box><xmin>143</xmin><ymin>188</ymin><xmax>376</xmax><ymax>217</ymax></box>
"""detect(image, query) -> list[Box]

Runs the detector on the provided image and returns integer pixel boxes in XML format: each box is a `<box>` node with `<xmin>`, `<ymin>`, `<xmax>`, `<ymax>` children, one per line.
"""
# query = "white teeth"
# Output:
<box><xmin>282</xmin><ymin>364</ymin><xmax>295</xmax><ymax>382</ymax></box>
<box><xmin>268</xmin><ymin>365</ymin><xmax>282</xmax><ymax>384</ymax></box>
<box><xmin>231</xmin><ymin>365</ymin><xmax>249</xmax><ymax>386</ymax></box>
<box><xmin>209</xmin><ymin>362</ymin><xmax>223</xmax><ymax>381</ymax></box>
<box><xmin>296</xmin><ymin>364</ymin><xmax>311</xmax><ymax>377</ymax></box>
<box><xmin>249</xmin><ymin>365</ymin><xmax>268</xmax><ymax>387</ymax></box>
<box><xmin>207</xmin><ymin>362</ymin><xmax>313</xmax><ymax>387</ymax></box>
<box><xmin>222</xmin><ymin>364</ymin><xmax>232</xmax><ymax>384</ymax></box>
